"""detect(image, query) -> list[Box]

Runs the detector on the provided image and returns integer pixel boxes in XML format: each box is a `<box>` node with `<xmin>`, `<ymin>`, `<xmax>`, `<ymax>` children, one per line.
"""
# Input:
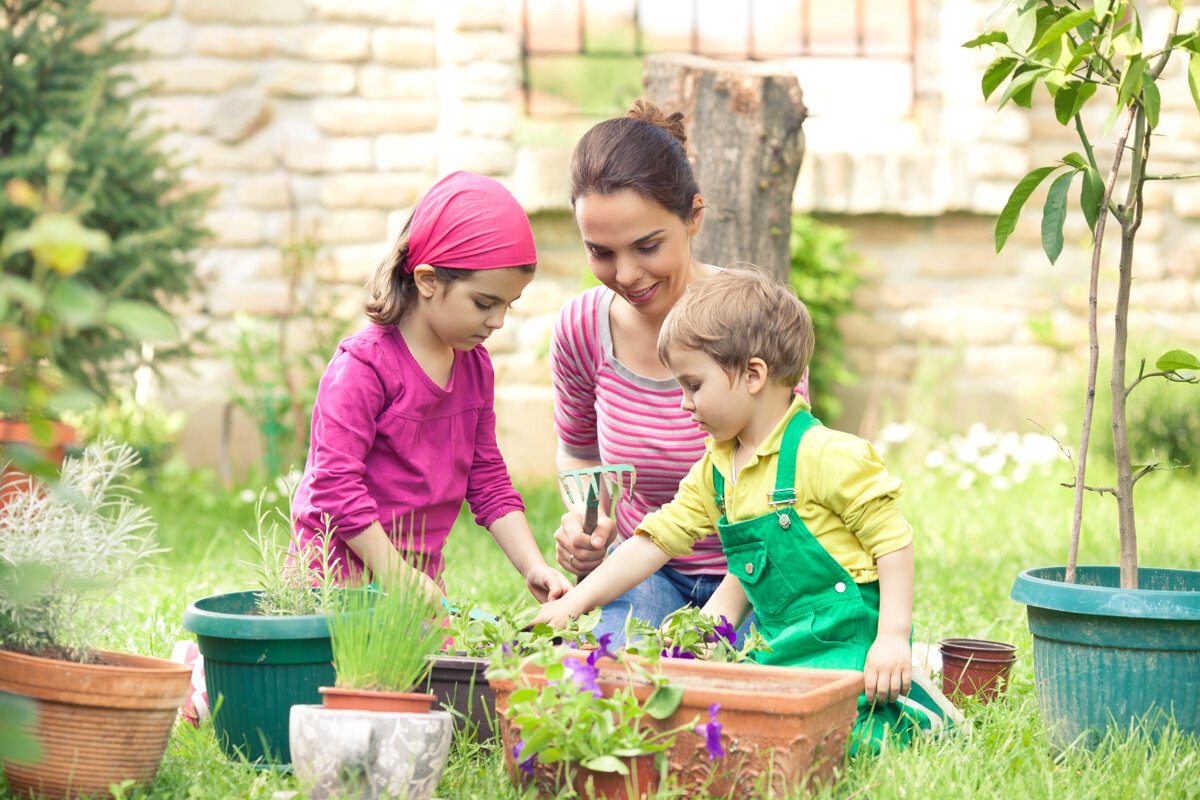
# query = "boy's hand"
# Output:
<box><xmin>524</xmin><ymin>562</ymin><xmax>573</xmax><ymax>603</ymax></box>
<box><xmin>553</xmin><ymin>511</ymin><xmax>617</xmax><ymax>576</ymax></box>
<box><xmin>863</xmin><ymin>633</ymin><xmax>911</xmax><ymax>705</ymax></box>
<box><xmin>533</xmin><ymin>596</ymin><xmax>580</xmax><ymax>629</ymax></box>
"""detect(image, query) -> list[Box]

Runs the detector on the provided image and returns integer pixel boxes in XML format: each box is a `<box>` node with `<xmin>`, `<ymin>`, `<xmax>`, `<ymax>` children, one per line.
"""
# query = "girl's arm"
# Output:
<box><xmin>487</xmin><ymin>509</ymin><xmax>572</xmax><ymax>602</ymax></box>
<box><xmin>535</xmin><ymin>535</ymin><xmax>671</xmax><ymax>627</ymax></box>
<box><xmin>863</xmin><ymin>541</ymin><xmax>914</xmax><ymax>705</ymax></box>
<box><xmin>344</xmin><ymin>520</ymin><xmax>443</xmax><ymax>604</ymax></box>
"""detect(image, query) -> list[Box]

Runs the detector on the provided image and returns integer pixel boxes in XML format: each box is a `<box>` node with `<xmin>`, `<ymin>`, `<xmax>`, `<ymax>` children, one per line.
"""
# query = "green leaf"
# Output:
<box><xmin>995</xmin><ymin>166</ymin><xmax>1060</xmax><ymax>252</ymax></box>
<box><xmin>1094</xmin><ymin>0</ymin><xmax>1112</xmax><ymax>23</ymax></box>
<box><xmin>996</xmin><ymin>67</ymin><xmax>1047</xmax><ymax>109</ymax></box>
<box><xmin>1066</xmin><ymin>40</ymin><xmax>1095</xmax><ymax>73</ymax></box>
<box><xmin>0</xmin><ymin>694</ymin><xmax>42</xmax><ymax>764</ymax></box>
<box><xmin>1143</xmin><ymin>79</ymin><xmax>1160</xmax><ymax>129</ymax></box>
<box><xmin>1033</xmin><ymin>8</ymin><xmax>1096</xmax><ymax>52</ymax></box>
<box><xmin>982</xmin><ymin>57</ymin><xmax>1019</xmax><ymax>99</ymax></box>
<box><xmin>963</xmin><ymin>31</ymin><xmax>1008</xmax><ymax>49</ymax></box>
<box><xmin>47</xmin><ymin>384</ymin><xmax>100</xmax><ymax>414</ymax></box>
<box><xmin>1062</xmin><ymin>152</ymin><xmax>1088</xmax><ymax>170</ymax></box>
<box><xmin>509</xmin><ymin>688</ymin><xmax>538</xmax><ymax>704</ymax></box>
<box><xmin>1054</xmin><ymin>80</ymin><xmax>1098</xmax><ymax>124</ymax></box>
<box><xmin>1188</xmin><ymin>53</ymin><xmax>1200</xmax><ymax>116</ymax></box>
<box><xmin>1169</xmin><ymin>0</ymin><xmax>1183</xmax><ymax>15</ymax></box>
<box><xmin>1156</xmin><ymin>349</ymin><xmax>1200</xmax><ymax>371</ymax></box>
<box><xmin>1006</xmin><ymin>2</ymin><xmax>1041</xmax><ymax>52</ymax></box>
<box><xmin>0</xmin><ymin>274</ymin><xmax>44</xmax><ymax>311</ymax></box>
<box><xmin>581</xmin><ymin>755</ymin><xmax>629</xmax><ymax>775</ymax></box>
<box><xmin>1041</xmin><ymin>172</ymin><xmax>1073</xmax><ymax>264</ymax></box>
<box><xmin>49</xmin><ymin>278</ymin><xmax>103</xmax><ymax>328</ymax></box>
<box><xmin>1112</xmin><ymin>30</ymin><xmax>1142</xmax><ymax>58</ymax></box>
<box><xmin>1118</xmin><ymin>56</ymin><xmax>1146</xmax><ymax>110</ymax></box>
<box><xmin>104</xmin><ymin>300</ymin><xmax>178</xmax><ymax>342</ymax></box>
<box><xmin>643</xmin><ymin>685</ymin><xmax>685</xmax><ymax>720</ymax></box>
<box><xmin>1081</xmin><ymin>166</ymin><xmax>1105</xmax><ymax>233</ymax></box>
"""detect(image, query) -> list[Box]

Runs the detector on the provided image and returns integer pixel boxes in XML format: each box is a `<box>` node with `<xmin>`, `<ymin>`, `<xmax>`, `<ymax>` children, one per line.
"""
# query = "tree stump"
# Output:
<box><xmin>643</xmin><ymin>53</ymin><xmax>807</xmax><ymax>280</ymax></box>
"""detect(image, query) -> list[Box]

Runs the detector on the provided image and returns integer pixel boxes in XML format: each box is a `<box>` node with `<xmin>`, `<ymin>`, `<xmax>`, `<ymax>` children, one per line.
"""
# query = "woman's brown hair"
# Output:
<box><xmin>569</xmin><ymin>98</ymin><xmax>700</xmax><ymax>222</ymax></box>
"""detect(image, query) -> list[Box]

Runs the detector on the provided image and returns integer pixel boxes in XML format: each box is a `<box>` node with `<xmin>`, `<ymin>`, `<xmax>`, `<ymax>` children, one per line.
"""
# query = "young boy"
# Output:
<box><xmin>535</xmin><ymin>267</ymin><xmax>944</xmax><ymax>752</ymax></box>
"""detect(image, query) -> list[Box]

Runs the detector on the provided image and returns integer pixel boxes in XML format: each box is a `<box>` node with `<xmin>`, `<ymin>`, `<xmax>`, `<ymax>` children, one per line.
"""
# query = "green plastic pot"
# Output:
<box><xmin>182</xmin><ymin>590</ymin><xmax>338</xmax><ymax>765</ymax></box>
<box><xmin>1010</xmin><ymin>566</ymin><xmax>1200</xmax><ymax>749</ymax></box>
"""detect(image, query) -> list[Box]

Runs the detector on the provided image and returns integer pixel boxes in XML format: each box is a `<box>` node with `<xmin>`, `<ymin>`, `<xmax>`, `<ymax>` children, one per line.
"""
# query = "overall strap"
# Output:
<box><xmin>712</xmin><ymin>409</ymin><xmax>822</xmax><ymax>511</ymax></box>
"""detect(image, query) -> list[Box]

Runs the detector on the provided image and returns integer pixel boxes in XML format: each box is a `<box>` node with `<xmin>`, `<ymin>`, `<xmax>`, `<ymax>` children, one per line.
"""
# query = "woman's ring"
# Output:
<box><xmin>569</xmin><ymin>552</ymin><xmax>575</xmax><ymax>565</ymax></box>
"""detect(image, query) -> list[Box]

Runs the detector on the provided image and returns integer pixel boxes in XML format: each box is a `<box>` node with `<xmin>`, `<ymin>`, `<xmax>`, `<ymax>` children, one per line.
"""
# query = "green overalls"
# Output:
<box><xmin>713</xmin><ymin>409</ymin><xmax>944</xmax><ymax>755</ymax></box>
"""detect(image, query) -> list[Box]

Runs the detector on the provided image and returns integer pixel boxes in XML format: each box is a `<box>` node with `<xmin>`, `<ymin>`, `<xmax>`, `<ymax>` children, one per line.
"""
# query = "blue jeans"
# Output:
<box><xmin>589</xmin><ymin>559</ymin><xmax>757</xmax><ymax>647</ymax></box>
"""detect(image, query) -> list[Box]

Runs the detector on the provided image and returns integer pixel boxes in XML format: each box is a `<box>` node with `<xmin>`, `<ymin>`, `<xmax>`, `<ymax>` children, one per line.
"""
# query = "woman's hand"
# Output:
<box><xmin>553</xmin><ymin>510</ymin><xmax>617</xmax><ymax>576</ymax></box>
<box><xmin>524</xmin><ymin>562</ymin><xmax>573</xmax><ymax>603</ymax></box>
<box><xmin>863</xmin><ymin>633</ymin><xmax>912</xmax><ymax>705</ymax></box>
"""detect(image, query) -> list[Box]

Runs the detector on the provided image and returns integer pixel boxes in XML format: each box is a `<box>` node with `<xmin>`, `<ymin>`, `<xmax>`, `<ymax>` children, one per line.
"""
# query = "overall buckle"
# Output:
<box><xmin>765</xmin><ymin>489</ymin><xmax>795</xmax><ymax>528</ymax></box>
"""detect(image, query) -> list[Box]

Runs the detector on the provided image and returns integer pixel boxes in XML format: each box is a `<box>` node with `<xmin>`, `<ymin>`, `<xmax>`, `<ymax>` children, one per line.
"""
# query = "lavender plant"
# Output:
<box><xmin>0</xmin><ymin>441</ymin><xmax>159</xmax><ymax>661</ymax></box>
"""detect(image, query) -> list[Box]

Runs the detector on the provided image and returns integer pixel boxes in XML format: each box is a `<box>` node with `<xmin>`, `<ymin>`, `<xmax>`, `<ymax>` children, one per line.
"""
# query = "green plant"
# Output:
<box><xmin>967</xmin><ymin>0</ymin><xmax>1200</xmax><ymax>587</ymax></box>
<box><xmin>241</xmin><ymin>498</ymin><xmax>336</xmax><ymax>617</ymax></box>
<box><xmin>788</xmin><ymin>213</ymin><xmax>863</xmax><ymax>424</ymax></box>
<box><xmin>59</xmin><ymin>387</ymin><xmax>185</xmax><ymax>471</ymax></box>
<box><xmin>488</xmin><ymin>637</ymin><xmax>710</xmax><ymax>779</ymax></box>
<box><xmin>1</xmin><ymin>0</ymin><xmax>209</xmax><ymax>402</ymax></box>
<box><xmin>0</xmin><ymin>440</ymin><xmax>159</xmax><ymax>661</ymax></box>
<box><xmin>327</xmin><ymin>562</ymin><xmax>447</xmax><ymax>694</ymax></box>
<box><xmin>445</xmin><ymin>600</ymin><xmax>601</xmax><ymax>658</ymax></box>
<box><xmin>623</xmin><ymin>605</ymin><xmax>768</xmax><ymax>663</ymax></box>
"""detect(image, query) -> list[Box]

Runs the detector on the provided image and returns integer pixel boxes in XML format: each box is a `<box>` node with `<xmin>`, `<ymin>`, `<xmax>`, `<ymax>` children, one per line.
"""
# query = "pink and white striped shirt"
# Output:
<box><xmin>551</xmin><ymin>286</ymin><xmax>809</xmax><ymax>576</ymax></box>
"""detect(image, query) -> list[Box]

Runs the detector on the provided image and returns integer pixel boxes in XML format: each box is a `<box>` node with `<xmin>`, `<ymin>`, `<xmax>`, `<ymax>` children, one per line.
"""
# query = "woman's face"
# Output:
<box><xmin>574</xmin><ymin>189</ymin><xmax>702</xmax><ymax>319</ymax></box>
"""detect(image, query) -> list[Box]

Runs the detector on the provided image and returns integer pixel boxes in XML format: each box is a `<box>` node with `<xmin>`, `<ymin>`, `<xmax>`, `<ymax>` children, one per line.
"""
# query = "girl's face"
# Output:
<box><xmin>417</xmin><ymin>266</ymin><xmax>534</xmax><ymax>351</ymax></box>
<box><xmin>573</xmin><ymin>189</ymin><xmax>702</xmax><ymax>320</ymax></box>
<box><xmin>669</xmin><ymin>346</ymin><xmax>752</xmax><ymax>444</ymax></box>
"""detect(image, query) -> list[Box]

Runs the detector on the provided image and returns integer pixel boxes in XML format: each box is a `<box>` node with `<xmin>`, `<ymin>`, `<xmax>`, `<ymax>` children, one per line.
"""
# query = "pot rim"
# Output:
<box><xmin>1010</xmin><ymin>566</ymin><xmax>1200</xmax><ymax>621</ymax></box>
<box><xmin>184</xmin><ymin>589</ymin><xmax>364</xmax><ymax>640</ymax></box>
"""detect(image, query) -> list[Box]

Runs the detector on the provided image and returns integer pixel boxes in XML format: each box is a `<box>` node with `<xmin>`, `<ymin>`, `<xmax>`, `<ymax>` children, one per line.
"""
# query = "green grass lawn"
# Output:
<box><xmin>5</xmin><ymin>452</ymin><xmax>1200</xmax><ymax>799</ymax></box>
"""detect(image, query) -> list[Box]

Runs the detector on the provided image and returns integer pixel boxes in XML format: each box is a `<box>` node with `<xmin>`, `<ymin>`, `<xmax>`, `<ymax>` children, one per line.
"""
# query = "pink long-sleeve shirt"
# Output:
<box><xmin>291</xmin><ymin>323</ymin><xmax>524</xmax><ymax>583</ymax></box>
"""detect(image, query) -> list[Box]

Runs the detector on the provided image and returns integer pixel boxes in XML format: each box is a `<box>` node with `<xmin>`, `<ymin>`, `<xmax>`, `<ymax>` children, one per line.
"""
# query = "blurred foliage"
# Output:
<box><xmin>0</xmin><ymin>0</ymin><xmax>209</xmax><ymax>404</ymax></box>
<box><xmin>788</xmin><ymin>213</ymin><xmax>863</xmax><ymax>425</ymax></box>
<box><xmin>59</xmin><ymin>387</ymin><xmax>185</xmax><ymax>472</ymax></box>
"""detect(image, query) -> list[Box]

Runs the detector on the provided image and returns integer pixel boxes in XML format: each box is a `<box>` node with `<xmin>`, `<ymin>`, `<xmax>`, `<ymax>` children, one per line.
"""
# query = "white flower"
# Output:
<box><xmin>880</xmin><ymin>422</ymin><xmax>913</xmax><ymax>444</ymax></box>
<box><xmin>239</xmin><ymin>489</ymin><xmax>257</xmax><ymax>504</ymax></box>
<box><xmin>956</xmin><ymin>469</ymin><xmax>977</xmax><ymax>489</ymax></box>
<box><xmin>955</xmin><ymin>442</ymin><xmax>981</xmax><ymax>465</ymax></box>
<box><xmin>924</xmin><ymin>450</ymin><xmax>947</xmax><ymax>469</ymax></box>
<box><xmin>976</xmin><ymin>451</ymin><xmax>1008</xmax><ymax>476</ymax></box>
<box><xmin>991</xmin><ymin>475</ymin><xmax>1012</xmax><ymax>490</ymax></box>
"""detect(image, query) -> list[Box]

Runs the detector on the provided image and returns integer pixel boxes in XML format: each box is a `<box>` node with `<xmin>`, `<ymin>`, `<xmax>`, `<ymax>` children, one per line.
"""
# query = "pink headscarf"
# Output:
<box><xmin>404</xmin><ymin>171</ymin><xmax>537</xmax><ymax>274</ymax></box>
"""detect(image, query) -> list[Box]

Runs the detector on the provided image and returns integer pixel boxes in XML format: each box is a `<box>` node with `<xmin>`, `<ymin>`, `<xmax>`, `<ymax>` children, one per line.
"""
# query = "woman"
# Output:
<box><xmin>551</xmin><ymin>99</ymin><xmax>809</xmax><ymax>641</ymax></box>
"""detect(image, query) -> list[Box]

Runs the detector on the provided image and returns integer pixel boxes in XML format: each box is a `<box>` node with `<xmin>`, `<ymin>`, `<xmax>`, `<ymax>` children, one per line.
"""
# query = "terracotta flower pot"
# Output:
<box><xmin>318</xmin><ymin>686</ymin><xmax>436</xmax><ymax>713</ymax></box>
<box><xmin>490</xmin><ymin>650</ymin><xmax>861</xmax><ymax>798</ymax></box>
<box><xmin>938</xmin><ymin>639</ymin><xmax>1017</xmax><ymax>705</ymax></box>
<box><xmin>0</xmin><ymin>420</ymin><xmax>77</xmax><ymax>505</ymax></box>
<box><xmin>0</xmin><ymin>647</ymin><xmax>192</xmax><ymax>800</ymax></box>
<box><xmin>572</xmin><ymin>753</ymin><xmax>658</xmax><ymax>800</ymax></box>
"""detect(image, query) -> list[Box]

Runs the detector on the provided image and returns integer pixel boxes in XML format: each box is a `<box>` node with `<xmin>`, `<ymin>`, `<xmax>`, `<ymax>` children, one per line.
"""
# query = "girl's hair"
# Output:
<box><xmin>569</xmin><ymin>98</ymin><xmax>701</xmax><ymax>222</ymax></box>
<box><xmin>364</xmin><ymin>213</ymin><xmax>534</xmax><ymax>327</ymax></box>
<box><xmin>658</xmin><ymin>266</ymin><xmax>814</xmax><ymax>388</ymax></box>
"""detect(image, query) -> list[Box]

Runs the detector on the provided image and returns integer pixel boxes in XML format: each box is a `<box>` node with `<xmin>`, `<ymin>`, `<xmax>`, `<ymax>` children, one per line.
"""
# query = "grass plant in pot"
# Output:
<box><xmin>0</xmin><ymin>441</ymin><xmax>192</xmax><ymax>799</ymax></box>
<box><xmin>290</xmin><ymin>560</ymin><xmax>453</xmax><ymax>800</ymax></box>
<box><xmin>968</xmin><ymin>0</ymin><xmax>1200</xmax><ymax>749</ymax></box>
<box><xmin>181</xmin><ymin>506</ymin><xmax>344</xmax><ymax>766</ymax></box>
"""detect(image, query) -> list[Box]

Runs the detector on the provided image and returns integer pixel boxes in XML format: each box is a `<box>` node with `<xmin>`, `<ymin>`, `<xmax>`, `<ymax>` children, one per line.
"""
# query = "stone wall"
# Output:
<box><xmin>94</xmin><ymin>0</ymin><xmax>1200</xmax><ymax>482</ymax></box>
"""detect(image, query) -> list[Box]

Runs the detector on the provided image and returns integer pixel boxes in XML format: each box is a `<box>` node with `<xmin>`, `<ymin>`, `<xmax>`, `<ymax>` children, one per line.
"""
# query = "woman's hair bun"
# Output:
<box><xmin>626</xmin><ymin>98</ymin><xmax>687</xmax><ymax>146</ymax></box>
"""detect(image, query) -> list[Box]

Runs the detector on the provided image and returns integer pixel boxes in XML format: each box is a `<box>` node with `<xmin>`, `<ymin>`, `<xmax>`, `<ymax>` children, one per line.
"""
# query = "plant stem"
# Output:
<box><xmin>1065</xmin><ymin>105</ymin><xmax>1136</xmax><ymax>585</ymax></box>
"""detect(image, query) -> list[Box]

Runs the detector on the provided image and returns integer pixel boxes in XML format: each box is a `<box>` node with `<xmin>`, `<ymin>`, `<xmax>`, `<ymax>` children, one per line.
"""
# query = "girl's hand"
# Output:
<box><xmin>524</xmin><ymin>562</ymin><xmax>573</xmax><ymax>603</ymax></box>
<box><xmin>863</xmin><ymin>633</ymin><xmax>912</xmax><ymax>705</ymax></box>
<box><xmin>553</xmin><ymin>511</ymin><xmax>617</xmax><ymax>576</ymax></box>
<box><xmin>533</xmin><ymin>595</ymin><xmax>578</xmax><ymax>629</ymax></box>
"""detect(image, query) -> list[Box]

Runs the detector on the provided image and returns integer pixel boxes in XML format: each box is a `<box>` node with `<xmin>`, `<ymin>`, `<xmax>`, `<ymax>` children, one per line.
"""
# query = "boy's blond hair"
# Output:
<box><xmin>657</xmin><ymin>266</ymin><xmax>814</xmax><ymax>387</ymax></box>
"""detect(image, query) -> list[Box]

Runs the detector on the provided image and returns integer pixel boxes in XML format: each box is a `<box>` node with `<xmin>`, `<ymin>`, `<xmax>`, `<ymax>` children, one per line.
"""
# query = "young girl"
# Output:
<box><xmin>290</xmin><ymin>171</ymin><xmax>571</xmax><ymax>604</ymax></box>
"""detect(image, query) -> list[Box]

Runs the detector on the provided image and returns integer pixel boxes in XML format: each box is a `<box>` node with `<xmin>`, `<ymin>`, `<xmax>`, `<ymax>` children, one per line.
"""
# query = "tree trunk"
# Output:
<box><xmin>643</xmin><ymin>54</ymin><xmax>807</xmax><ymax>280</ymax></box>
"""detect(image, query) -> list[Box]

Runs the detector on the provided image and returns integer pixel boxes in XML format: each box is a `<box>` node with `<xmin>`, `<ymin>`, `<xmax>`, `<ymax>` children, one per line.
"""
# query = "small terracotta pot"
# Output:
<box><xmin>318</xmin><ymin>686</ymin><xmax>436</xmax><ymax>713</ymax></box>
<box><xmin>572</xmin><ymin>754</ymin><xmax>657</xmax><ymax>800</ymax></box>
<box><xmin>940</xmin><ymin>650</ymin><xmax>1016</xmax><ymax>705</ymax></box>
<box><xmin>0</xmin><ymin>420</ymin><xmax>77</xmax><ymax>506</ymax></box>
<box><xmin>938</xmin><ymin>638</ymin><xmax>1018</xmax><ymax>661</ymax></box>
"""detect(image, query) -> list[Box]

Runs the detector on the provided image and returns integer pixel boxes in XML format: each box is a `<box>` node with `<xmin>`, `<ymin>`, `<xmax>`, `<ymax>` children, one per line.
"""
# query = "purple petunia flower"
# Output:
<box><xmin>694</xmin><ymin>702</ymin><xmax>724</xmax><ymax>760</ymax></box>
<box><xmin>713</xmin><ymin>616</ymin><xmax>736</xmax><ymax>645</ymax></box>
<box><xmin>661</xmin><ymin>645</ymin><xmax>696</xmax><ymax>660</ymax></box>
<box><xmin>587</xmin><ymin>632</ymin><xmax>617</xmax><ymax>665</ymax></box>
<box><xmin>513</xmin><ymin>740</ymin><xmax>536</xmax><ymax>775</ymax></box>
<box><xmin>501</xmin><ymin>641</ymin><xmax>514</xmax><ymax>657</ymax></box>
<box><xmin>564</xmin><ymin>657</ymin><xmax>602</xmax><ymax>697</ymax></box>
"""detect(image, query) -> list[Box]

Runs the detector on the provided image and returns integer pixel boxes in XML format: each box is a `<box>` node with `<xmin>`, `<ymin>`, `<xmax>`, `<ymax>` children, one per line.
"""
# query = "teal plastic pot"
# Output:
<box><xmin>182</xmin><ymin>590</ymin><xmax>337</xmax><ymax>765</ymax></box>
<box><xmin>1010</xmin><ymin>566</ymin><xmax>1200</xmax><ymax>749</ymax></box>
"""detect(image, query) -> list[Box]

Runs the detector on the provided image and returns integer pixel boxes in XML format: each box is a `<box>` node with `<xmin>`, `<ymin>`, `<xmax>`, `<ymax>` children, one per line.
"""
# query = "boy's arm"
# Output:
<box><xmin>487</xmin><ymin>510</ymin><xmax>572</xmax><ymax>602</ymax></box>
<box><xmin>863</xmin><ymin>541</ymin><xmax>914</xmax><ymax>705</ymax></box>
<box><xmin>534</xmin><ymin>535</ymin><xmax>671</xmax><ymax>627</ymax></box>
<box><xmin>700</xmin><ymin>572</ymin><xmax>752</xmax><ymax>628</ymax></box>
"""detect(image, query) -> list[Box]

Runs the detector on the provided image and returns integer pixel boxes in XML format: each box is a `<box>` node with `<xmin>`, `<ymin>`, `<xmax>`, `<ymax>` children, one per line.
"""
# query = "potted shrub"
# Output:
<box><xmin>180</xmin><ymin>505</ymin><xmax>345</xmax><ymax>766</ymax></box>
<box><xmin>488</xmin><ymin>636</ymin><xmax>702</xmax><ymax>800</ymax></box>
<box><xmin>0</xmin><ymin>441</ymin><xmax>192</xmax><ymax>799</ymax></box>
<box><xmin>289</xmin><ymin>564</ymin><xmax>453</xmax><ymax>800</ymax></box>
<box><xmin>968</xmin><ymin>0</ymin><xmax>1200</xmax><ymax>748</ymax></box>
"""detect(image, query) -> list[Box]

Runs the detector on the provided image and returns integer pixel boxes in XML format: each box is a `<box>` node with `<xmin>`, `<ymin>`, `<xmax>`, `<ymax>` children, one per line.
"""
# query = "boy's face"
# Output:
<box><xmin>669</xmin><ymin>347</ymin><xmax>752</xmax><ymax>443</ymax></box>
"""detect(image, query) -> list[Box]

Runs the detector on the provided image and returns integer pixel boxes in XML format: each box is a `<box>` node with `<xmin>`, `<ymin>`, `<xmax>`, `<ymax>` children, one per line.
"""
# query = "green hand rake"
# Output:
<box><xmin>557</xmin><ymin>464</ymin><xmax>637</xmax><ymax>537</ymax></box>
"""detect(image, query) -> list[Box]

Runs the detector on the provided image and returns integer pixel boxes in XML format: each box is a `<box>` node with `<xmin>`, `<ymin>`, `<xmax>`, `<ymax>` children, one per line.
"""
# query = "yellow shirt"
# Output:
<box><xmin>636</xmin><ymin>397</ymin><xmax>912</xmax><ymax>583</ymax></box>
